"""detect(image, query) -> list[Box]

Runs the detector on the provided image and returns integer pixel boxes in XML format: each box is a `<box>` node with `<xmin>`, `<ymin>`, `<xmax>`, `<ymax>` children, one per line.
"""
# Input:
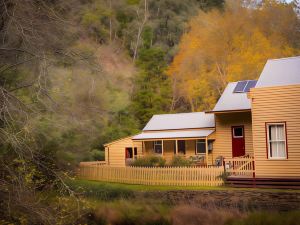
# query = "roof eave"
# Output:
<box><xmin>206</xmin><ymin>109</ymin><xmax>251</xmax><ymax>114</ymax></box>
<box><xmin>132</xmin><ymin>136</ymin><xmax>214</xmax><ymax>141</ymax></box>
<box><xmin>143</xmin><ymin>127</ymin><xmax>215</xmax><ymax>132</ymax></box>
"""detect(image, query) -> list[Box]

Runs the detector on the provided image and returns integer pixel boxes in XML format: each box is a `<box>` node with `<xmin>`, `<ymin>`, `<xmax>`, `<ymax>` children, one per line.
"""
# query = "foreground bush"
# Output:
<box><xmin>226</xmin><ymin>211</ymin><xmax>300</xmax><ymax>225</ymax></box>
<box><xmin>130</xmin><ymin>155</ymin><xmax>166</xmax><ymax>167</ymax></box>
<box><xmin>66</xmin><ymin>179</ymin><xmax>134</xmax><ymax>200</ymax></box>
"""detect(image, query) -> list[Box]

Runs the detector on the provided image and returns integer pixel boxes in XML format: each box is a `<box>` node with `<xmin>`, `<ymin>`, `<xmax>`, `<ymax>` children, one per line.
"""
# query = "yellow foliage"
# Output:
<box><xmin>167</xmin><ymin>0</ymin><xmax>300</xmax><ymax>111</ymax></box>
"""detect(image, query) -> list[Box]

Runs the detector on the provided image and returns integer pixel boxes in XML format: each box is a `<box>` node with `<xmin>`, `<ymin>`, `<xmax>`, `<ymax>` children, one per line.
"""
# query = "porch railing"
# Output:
<box><xmin>223</xmin><ymin>156</ymin><xmax>255</xmax><ymax>178</ymax></box>
<box><xmin>78</xmin><ymin>165</ymin><xmax>224</xmax><ymax>186</ymax></box>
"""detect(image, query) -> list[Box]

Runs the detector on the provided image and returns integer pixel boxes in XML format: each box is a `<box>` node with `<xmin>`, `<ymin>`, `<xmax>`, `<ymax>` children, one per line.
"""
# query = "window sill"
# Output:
<box><xmin>267</xmin><ymin>158</ymin><xmax>287</xmax><ymax>160</ymax></box>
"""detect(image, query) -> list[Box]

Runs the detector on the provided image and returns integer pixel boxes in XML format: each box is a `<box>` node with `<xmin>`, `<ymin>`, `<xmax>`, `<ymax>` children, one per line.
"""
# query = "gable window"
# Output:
<box><xmin>196</xmin><ymin>140</ymin><xmax>206</xmax><ymax>154</ymax></box>
<box><xmin>266</xmin><ymin>123</ymin><xmax>287</xmax><ymax>159</ymax></box>
<box><xmin>154</xmin><ymin>141</ymin><xmax>162</xmax><ymax>154</ymax></box>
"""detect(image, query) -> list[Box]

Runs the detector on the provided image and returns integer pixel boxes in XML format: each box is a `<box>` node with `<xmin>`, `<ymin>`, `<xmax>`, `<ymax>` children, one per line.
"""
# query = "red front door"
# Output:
<box><xmin>232</xmin><ymin>126</ymin><xmax>245</xmax><ymax>157</ymax></box>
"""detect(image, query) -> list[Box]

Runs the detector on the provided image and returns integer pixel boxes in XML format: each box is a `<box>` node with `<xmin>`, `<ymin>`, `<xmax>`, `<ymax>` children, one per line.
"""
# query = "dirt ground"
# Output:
<box><xmin>138</xmin><ymin>190</ymin><xmax>300</xmax><ymax>212</ymax></box>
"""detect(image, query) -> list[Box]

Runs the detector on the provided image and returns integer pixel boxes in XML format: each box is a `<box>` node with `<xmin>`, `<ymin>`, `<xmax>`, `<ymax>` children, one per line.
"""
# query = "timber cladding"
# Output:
<box><xmin>143</xmin><ymin>139</ymin><xmax>214</xmax><ymax>164</ymax></box>
<box><xmin>251</xmin><ymin>85</ymin><xmax>300</xmax><ymax>178</ymax></box>
<box><xmin>104</xmin><ymin>136</ymin><xmax>142</xmax><ymax>167</ymax></box>
<box><xmin>213</xmin><ymin>111</ymin><xmax>253</xmax><ymax>160</ymax></box>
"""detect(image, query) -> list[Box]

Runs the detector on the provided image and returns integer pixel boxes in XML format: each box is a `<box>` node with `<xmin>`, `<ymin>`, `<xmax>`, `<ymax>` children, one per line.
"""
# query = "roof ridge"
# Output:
<box><xmin>153</xmin><ymin>112</ymin><xmax>205</xmax><ymax>117</ymax></box>
<box><xmin>229</xmin><ymin>79</ymin><xmax>257</xmax><ymax>83</ymax></box>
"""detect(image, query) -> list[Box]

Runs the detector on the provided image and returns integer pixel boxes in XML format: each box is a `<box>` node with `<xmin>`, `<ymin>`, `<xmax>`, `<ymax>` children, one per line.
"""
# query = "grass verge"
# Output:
<box><xmin>68</xmin><ymin>178</ymin><xmax>300</xmax><ymax>193</ymax></box>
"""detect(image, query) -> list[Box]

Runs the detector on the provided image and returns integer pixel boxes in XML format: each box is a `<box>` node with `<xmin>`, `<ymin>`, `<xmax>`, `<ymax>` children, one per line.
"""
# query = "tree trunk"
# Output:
<box><xmin>133</xmin><ymin>0</ymin><xmax>148</xmax><ymax>61</ymax></box>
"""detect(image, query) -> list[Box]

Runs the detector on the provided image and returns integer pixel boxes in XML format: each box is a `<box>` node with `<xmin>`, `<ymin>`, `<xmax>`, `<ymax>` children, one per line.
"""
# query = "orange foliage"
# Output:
<box><xmin>167</xmin><ymin>0</ymin><xmax>300</xmax><ymax>111</ymax></box>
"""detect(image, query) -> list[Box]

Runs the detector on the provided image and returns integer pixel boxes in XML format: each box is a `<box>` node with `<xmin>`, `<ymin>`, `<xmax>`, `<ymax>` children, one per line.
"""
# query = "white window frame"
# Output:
<box><xmin>233</xmin><ymin>127</ymin><xmax>244</xmax><ymax>138</ymax></box>
<box><xmin>154</xmin><ymin>140</ymin><xmax>162</xmax><ymax>154</ymax></box>
<box><xmin>196</xmin><ymin>139</ymin><xmax>206</xmax><ymax>155</ymax></box>
<box><xmin>266</xmin><ymin>123</ymin><xmax>287</xmax><ymax>160</ymax></box>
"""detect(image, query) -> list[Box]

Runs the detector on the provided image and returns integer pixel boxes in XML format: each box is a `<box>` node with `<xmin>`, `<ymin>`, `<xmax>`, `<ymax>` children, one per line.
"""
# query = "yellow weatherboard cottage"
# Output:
<box><xmin>103</xmin><ymin>56</ymin><xmax>300</xmax><ymax>185</ymax></box>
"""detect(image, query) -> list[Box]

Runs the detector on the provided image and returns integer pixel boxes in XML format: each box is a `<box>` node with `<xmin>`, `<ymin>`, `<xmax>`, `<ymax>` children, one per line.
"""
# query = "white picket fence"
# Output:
<box><xmin>78</xmin><ymin>165</ymin><xmax>224</xmax><ymax>186</ymax></box>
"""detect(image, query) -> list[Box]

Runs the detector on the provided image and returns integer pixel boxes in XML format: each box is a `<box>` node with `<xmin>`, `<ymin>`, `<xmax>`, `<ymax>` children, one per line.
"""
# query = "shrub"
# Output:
<box><xmin>226</xmin><ymin>211</ymin><xmax>300</xmax><ymax>225</ymax></box>
<box><xmin>130</xmin><ymin>155</ymin><xmax>166</xmax><ymax>167</ymax></box>
<box><xmin>171</xmin><ymin>206</ymin><xmax>238</xmax><ymax>225</ymax></box>
<box><xmin>91</xmin><ymin>149</ymin><xmax>105</xmax><ymax>161</ymax></box>
<box><xmin>168</xmin><ymin>156</ymin><xmax>192</xmax><ymax>167</ymax></box>
<box><xmin>66</xmin><ymin>179</ymin><xmax>134</xmax><ymax>201</ymax></box>
<box><xmin>93</xmin><ymin>200</ymin><xmax>171</xmax><ymax>225</ymax></box>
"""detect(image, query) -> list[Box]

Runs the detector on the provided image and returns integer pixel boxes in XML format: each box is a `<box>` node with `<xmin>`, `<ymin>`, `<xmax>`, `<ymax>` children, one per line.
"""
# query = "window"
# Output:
<box><xmin>208</xmin><ymin>140</ymin><xmax>214</xmax><ymax>151</ymax></box>
<box><xmin>178</xmin><ymin>140</ymin><xmax>186</xmax><ymax>154</ymax></box>
<box><xmin>154</xmin><ymin>141</ymin><xmax>162</xmax><ymax>154</ymax></box>
<box><xmin>134</xmin><ymin>147</ymin><xmax>137</xmax><ymax>159</ymax></box>
<box><xmin>125</xmin><ymin>148</ymin><xmax>133</xmax><ymax>159</ymax></box>
<box><xmin>196</xmin><ymin>140</ymin><xmax>206</xmax><ymax>154</ymax></box>
<box><xmin>267</xmin><ymin>123</ymin><xmax>287</xmax><ymax>159</ymax></box>
<box><xmin>233</xmin><ymin>127</ymin><xmax>243</xmax><ymax>138</ymax></box>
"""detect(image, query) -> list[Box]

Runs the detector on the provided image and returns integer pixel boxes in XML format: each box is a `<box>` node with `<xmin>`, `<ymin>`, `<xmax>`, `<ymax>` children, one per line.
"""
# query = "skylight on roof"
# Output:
<box><xmin>233</xmin><ymin>80</ymin><xmax>257</xmax><ymax>93</ymax></box>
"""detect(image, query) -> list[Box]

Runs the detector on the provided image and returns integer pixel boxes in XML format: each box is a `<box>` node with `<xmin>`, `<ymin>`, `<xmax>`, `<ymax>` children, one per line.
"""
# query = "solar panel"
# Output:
<box><xmin>233</xmin><ymin>81</ymin><xmax>247</xmax><ymax>93</ymax></box>
<box><xmin>233</xmin><ymin>80</ymin><xmax>257</xmax><ymax>93</ymax></box>
<box><xmin>244</xmin><ymin>80</ymin><xmax>257</xmax><ymax>92</ymax></box>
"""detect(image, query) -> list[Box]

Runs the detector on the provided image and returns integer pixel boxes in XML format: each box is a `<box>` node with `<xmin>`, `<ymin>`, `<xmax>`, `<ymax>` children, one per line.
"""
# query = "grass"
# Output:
<box><xmin>66</xmin><ymin>179</ymin><xmax>300</xmax><ymax>225</ymax></box>
<box><xmin>68</xmin><ymin>178</ymin><xmax>228</xmax><ymax>193</ymax></box>
<box><xmin>68</xmin><ymin>178</ymin><xmax>300</xmax><ymax>193</ymax></box>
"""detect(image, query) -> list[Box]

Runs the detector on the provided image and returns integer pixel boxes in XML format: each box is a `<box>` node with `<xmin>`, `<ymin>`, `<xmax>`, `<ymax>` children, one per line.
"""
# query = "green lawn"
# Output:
<box><xmin>68</xmin><ymin>178</ymin><xmax>300</xmax><ymax>193</ymax></box>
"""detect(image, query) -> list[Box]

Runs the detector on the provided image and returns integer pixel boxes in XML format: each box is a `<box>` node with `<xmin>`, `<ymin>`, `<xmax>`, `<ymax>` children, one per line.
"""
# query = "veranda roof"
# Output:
<box><xmin>132</xmin><ymin>130</ymin><xmax>215</xmax><ymax>140</ymax></box>
<box><xmin>143</xmin><ymin>112</ymin><xmax>215</xmax><ymax>131</ymax></box>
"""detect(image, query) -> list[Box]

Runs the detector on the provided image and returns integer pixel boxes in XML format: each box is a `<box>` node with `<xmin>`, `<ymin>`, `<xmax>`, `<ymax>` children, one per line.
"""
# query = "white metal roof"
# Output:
<box><xmin>211</xmin><ymin>82</ymin><xmax>251</xmax><ymax>112</ymax></box>
<box><xmin>142</xmin><ymin>112</ymin><xmax>215</xmax><ymax>131</ymax></box>
<box><xmin>256</xmin><ymin>56</ymin><xmax>300</xmax><ymax>88</ymax></box>
<box><xmin>132</xmin><ymin>130</ymin><xmax>215</xmax><ymax>140</ymax></box>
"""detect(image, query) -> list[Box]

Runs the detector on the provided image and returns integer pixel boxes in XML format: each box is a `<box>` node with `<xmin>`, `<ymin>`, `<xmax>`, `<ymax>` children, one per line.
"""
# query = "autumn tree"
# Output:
<box><xmin>167</xmin><ymin>0</ymin><xmax>300</xmax><ymax>112</ymax></box>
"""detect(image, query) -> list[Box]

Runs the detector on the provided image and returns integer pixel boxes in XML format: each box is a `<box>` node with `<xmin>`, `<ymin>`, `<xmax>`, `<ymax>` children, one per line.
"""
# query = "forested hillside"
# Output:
<box><xmin>0</xmin><ymin>0</ymin><xmax>299</xmax><ymax>224</ymax></box>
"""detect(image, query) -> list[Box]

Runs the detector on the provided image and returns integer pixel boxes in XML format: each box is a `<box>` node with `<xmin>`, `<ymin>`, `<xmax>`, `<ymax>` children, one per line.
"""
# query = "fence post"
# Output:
<box><xmin>184</xmin><ymin>167</ymin><xmax>187</xmax><ymax>186</ymax></box>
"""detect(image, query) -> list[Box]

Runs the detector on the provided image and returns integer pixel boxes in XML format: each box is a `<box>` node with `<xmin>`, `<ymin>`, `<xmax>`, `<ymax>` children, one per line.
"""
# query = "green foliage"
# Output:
<box><xmin>130</xmin><ymin>155</ymin><xmax>166</xmax><ymax>167</ymax></box>
<box><xmin>127</xmin><ymin>0</ymin><xmax>140</xmax><ymax>5</ymax></box>
<box><xmin>91</xmin><ymin>149</ymin><xmax>105</xmax><ymax>161</ymax></box>
<box><xmin>67</xmin><ymin>179</ymin><xmax>134</xmax><ymax>200</ymax></box>
<box><xmin>99</xmin><ymin>109</ymin><xmax>140</xmax><ymax>150</ymax></box>
<box><xmin>168</xmin><ymin>156</ymin><xmax>192</xmax><ymax>167</ymax></box>
<box><xmin>142</xmin><ymin>26</ymin><xmax>154</xmax><ymax>49</ymax></box>
<box><xmin>131</xmin><ymin>47</ymin><xmax>172</xmax><ymax>126</ymax></box>
<box><xmin>136</xmin><ymin>47</ymin><xmax>167</xmax><ymax>74</ymax></box>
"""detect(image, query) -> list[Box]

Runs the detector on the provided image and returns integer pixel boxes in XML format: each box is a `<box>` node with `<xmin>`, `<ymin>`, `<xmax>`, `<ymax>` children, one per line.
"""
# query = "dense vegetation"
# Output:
<box><xmin>0</xmin><ymin>0</ymin><xmax>299</xmax><ymax>224</ymax></box>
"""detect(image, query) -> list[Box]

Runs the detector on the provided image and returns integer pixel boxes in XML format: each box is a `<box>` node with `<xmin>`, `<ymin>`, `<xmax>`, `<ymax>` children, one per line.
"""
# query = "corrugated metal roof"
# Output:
<box><xmin>211</xmin><ymin>82</ymin><xmax>251</xmax><ymax>112</ymax></box>
<box><xmin>142</xmin><ymin>112</ymin><xmax>215</xmax><ymax>131</ymax></box>
<box><xmin>256</xmin><ymin>56</ymin><xmax>300</xmax><ymax>88</ymax></box>
<box><xmin>132</xmin><ymin>130</ymin><xmax>215</xmax><ymax>140</ymax></box>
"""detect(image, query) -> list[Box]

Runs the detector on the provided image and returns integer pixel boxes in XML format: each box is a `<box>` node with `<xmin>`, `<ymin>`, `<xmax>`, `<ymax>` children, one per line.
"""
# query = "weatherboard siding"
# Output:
<box><xmin>144</xmin><ymin>139</ymin><xmax>213</xmax><ymax>164</ymax></box>
<box><xmin>105</xmin><ymin>136</ymin><xmax>142</xmax><ymax>167</ymax></box>
<box><xmin>250</xmin><ymin>85</ymin><xmax>300</xmax><ymax>178</ymax></box>
<box><xmin>213</xmin><ymin>112</ymin><xmax>253</xmax><ymax>160</ymax></box>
